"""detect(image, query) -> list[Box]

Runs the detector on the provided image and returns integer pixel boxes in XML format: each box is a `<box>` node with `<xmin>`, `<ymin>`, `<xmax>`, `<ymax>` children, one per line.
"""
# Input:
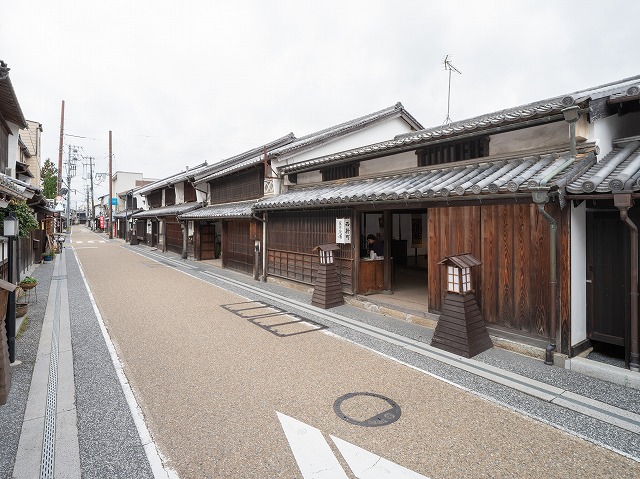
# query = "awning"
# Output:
<box><xmin>132</xmin><ymin>202</ymin><xmax>203</xmax><ymax>219</ymax></box>
<box><xmin>255</xmin><ymin>148</ymin><xmax>597</xmax><ymax>211</ymax></box>
<box><xmin>179</xmin><ymin>200</ymin><xmax>255</xmax><ymax>220</ymax></box>
<box><xmin>113</xmin><ymin>209</ymin><xmax>143</xmax><ymax>219</ymax></box>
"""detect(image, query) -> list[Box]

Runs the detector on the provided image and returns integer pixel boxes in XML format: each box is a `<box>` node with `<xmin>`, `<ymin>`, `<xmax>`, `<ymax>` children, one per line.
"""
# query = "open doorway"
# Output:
<box><xmin>359</xmin><ymin>210</ymin><xmax>429</xmax><ymax>310</ymax></box>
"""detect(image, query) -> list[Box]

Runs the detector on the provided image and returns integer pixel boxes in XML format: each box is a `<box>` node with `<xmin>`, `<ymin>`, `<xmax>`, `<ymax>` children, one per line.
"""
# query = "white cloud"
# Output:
<box><xmin>2</xmin><ymin>0</ymin><xmax>640</xmax><ymax>207</ymax></box>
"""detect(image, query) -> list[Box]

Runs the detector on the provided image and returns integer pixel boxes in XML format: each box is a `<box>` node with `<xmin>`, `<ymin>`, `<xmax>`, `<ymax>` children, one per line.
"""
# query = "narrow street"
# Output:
<box><xmin>68</xmin><ymin>225</ymin><xmax>639</xmax><ymax>478</ymax></box>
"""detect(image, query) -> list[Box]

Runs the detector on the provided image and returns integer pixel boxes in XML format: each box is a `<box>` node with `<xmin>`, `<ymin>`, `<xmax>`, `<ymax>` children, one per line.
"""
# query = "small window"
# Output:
<box><xmin>418</xmin><ymin>136</ymin><xmax>489</xmax><ymax>167</ymax></box>
<box><xmin>321</xmin><ymin>162</ymin><xmax>359</xmax><ymax>182</ymax></box>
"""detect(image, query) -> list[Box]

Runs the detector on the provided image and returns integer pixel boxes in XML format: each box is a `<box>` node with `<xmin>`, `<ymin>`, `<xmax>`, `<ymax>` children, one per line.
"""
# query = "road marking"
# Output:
<box><xmin>127</xmin><ymin>247</ymin><xmax>640</xmax><ymax>453</ymax></box>
<box><xmin>277</xmin><ymin>412</ymin><xmax>348</xmax><ymax>479</ymax></box>
<box><xmin>278</xmin><ymin>412</ymin><xmax>428</xmax><ymax>479</ymax></box>
<box><xmin>75</xmin><ymin>241</ymin><xmax>83</xmax><ymax>244</ymax></box>
<box><xmin>88</xmin><ymin>241</ymin><xmax>94</xmax><ymax>244</ymax></box>
<box><xmin>331</xmin><ymin>435</ymin><xmax>429</xmax><ymax>479</ymax></box>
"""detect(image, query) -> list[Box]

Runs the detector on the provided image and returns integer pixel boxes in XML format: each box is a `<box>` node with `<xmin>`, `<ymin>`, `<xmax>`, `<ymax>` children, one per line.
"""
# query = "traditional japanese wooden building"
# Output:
<box><xmin>132</xmin><ymin>163</ymin><xmax>208</xmax><ymax>253</ymax></box>
<box><xmin>253</xmin><ymin>75</ymin><xmax>640</xmax><ymax>370</ymax></box>
<box><xmin>181</xmin><ymin>103</ymin><xmax>422</xmax><ymax>276</ymax></box>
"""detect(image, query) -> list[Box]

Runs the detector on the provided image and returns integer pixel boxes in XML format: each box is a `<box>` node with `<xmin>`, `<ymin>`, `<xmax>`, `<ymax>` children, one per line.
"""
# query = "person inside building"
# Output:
<box><xmin>367</xmin><ymin>234</ymin><xmax>384</xmax><ymax>257</ymax></box>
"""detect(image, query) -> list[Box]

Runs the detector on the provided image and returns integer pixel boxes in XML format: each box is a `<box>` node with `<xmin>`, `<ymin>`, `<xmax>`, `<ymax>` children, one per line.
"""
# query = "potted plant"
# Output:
<box><xmin>43</xmin><ymin>248</ymin><xmax>54</xmax><ymax>262</ymax></box>
<box><xmin>19</xmin><ymin>276</ymin><xmax>37</xmax><ymax>290</ymax></box>
<box><xmin>15</xmin><ymin>287</ymin><xmax>28</xmax><ymax>318</ymax></box>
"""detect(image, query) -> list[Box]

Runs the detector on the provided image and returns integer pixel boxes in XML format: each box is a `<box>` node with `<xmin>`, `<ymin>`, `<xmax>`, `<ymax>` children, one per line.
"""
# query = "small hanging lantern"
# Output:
<box><xmin>439</xmin><ymin>253</ymin><xmax>481</xmax><ymax>294</ymax></box>
<box><xmin>3</xmin><ymin>212</ymin><xmax>19</xmax><ymax>237</ymax></box>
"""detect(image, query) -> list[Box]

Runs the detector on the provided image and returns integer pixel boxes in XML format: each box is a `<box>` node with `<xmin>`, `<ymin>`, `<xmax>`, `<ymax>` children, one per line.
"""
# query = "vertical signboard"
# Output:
<box><xmin>336</xmin><ymin>218</ymin><xmax>351</xmax><ymax>244</ymax></box>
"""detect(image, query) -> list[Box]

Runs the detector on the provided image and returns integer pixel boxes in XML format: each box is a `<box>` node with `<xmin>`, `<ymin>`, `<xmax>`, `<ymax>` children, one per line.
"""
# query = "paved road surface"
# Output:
<box><xmin>72</xmin><ymin>227</ymin><xmax>639</xmax><ymax>478</ymax></box>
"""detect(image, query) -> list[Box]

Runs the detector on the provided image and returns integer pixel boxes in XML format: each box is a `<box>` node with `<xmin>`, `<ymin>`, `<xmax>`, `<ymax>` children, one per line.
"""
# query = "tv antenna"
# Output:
<box><xmin>443</xmin><ymin>55</ymin><xmax>462</xmax><ymax>125</ymax></box>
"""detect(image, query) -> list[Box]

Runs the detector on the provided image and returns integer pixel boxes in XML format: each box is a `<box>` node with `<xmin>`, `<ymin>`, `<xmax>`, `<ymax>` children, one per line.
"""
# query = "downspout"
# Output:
<box><xmin>181</xmin><ymin>220</ymin><xmax>188</xmax><ymax>259</ymax></box>
<box><xmin>529</xmin><ymin>106</ymin><xmax>585</xmax><ymax>365</ymax></box>
<box><xmin>532</xmin><ymin>189</ymin><xmax>558</xmax><ymax>365</ymax></box>
<box><xmin>252</xmin><ymin>213</ymin><xmax>268</xmax><ymax>282</ymax></box>
<box><xmin>615</xmin><ymin>194</ymin><xmax>640</xmax><ymax>372</ymax></box>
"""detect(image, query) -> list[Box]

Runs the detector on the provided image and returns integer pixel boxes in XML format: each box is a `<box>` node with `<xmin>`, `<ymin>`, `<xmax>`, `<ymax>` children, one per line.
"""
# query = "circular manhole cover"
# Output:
<box><xmin>333</xmin><ymin>392</ymin><xmax>401</xmax><ymax>427</ymax></box>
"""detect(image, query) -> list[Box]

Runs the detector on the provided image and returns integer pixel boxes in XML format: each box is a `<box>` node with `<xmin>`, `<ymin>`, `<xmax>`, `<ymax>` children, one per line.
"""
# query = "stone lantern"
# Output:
<box><xmin>431</xmin><ymin>253</ymin><xmax>493</xmax><ymax>358</ymax></box>
<box><xmin>311</xmin><ymin>243</ymin><xmax>344</xmax><ymax>309</ymax></box>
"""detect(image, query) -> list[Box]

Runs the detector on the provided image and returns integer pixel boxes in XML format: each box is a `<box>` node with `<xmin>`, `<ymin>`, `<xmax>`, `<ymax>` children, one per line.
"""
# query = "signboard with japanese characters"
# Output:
<box><xmin>336</xmin><ymin>218</ymin><xmax>351</xmax><ymax>244</ymax></box>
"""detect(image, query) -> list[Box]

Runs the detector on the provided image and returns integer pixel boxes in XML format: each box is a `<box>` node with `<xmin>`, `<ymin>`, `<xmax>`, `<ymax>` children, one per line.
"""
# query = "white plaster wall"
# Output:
<box><xmin>293</xmin><ymin>150</ymin><xmax>417</xmax><ymax>186</ymax></box>
<box><xmin>175</xmin><ymin>182</ymin><xmax>185</xmax><ymax>204</ymax></box>
<box><xmin>273</xmin><ymin>116</ymin><xmax>415</xmax><ymax>170</ymax></box>
<box><xmin>591</xmin><ymin>111</ymin><xmax>640</xmax><ymax>158</ymax></box>
<box><xmin>360</xmin><ymin>151</ymin><xmax>417</xmax><ymax>175</ymax></box>
<box><xmin>489</xmin><ymin>121</ymin><xmax>568</xmax><ymax>155</ymax></box>
<box><xmin>196</xmin><ymin>184</ymin><xmax>208</xmax><ymax>203</ymax></box>
<box><xmin>7</xmin><ymin>122</ymin><xmax>20</xmax><ymax>171</ymax></box>
<box><xmin>571</xmin><ymin>201</ymin><xmax>587</xmax><ymax>346</ymax></box>
<box><xmin>296</xmin><ymin>171</ymin><xmax>323</xmax><ymax>185</ymax></box>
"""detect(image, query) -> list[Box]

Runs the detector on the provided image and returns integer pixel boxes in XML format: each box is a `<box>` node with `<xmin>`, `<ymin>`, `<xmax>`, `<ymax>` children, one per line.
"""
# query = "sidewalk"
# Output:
<box><xmin>1</xmin><ymin>232</ymin><xmax>639</xmax><ymax>478</ymax></box>
<box><xmin>0</xmin><ymin>247</ymin><xmax>162</xmax><ymax>479</ymax></box>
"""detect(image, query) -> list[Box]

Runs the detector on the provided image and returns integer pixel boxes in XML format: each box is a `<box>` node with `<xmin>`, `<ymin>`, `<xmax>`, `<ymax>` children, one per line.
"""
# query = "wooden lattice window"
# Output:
<box><xmin>209</xmin><ymin>167</ymin><xmax>264</xmax><ymax>205</ymax></box>
<box><xmin>418</xmin><ymin>136</ymin><xmax>489</xmax><ymax>166</ymax></box>
<box><xmin>321</xmin><ymin>162</ymin><xmax>359</xmax><ymax>182</ymax></box>
<box><xmin>147</xmin><ymin>190</ymin><xmax>162</xmax><ymax>208</ymax></box>
<box><xmin>165</xmin><ymin>187</ymin><xmax>176</xmax><ymax>206</ymax></box>
<box><xmin>184</xmin><ymin>182</ymin><xmax>197</xmax><ymax>203</ymax></box>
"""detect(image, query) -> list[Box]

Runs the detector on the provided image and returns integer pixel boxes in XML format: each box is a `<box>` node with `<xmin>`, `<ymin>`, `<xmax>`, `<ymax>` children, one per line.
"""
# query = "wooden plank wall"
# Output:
<box><xmin>223</xmin><ymin>220</ymin><xmax>259</xmax><ymax>275</ymax></box>
<box><xmin>267</xmin><ymin>209</ymin><xmax>354</xmax><ymax>293</ymax></box>
<box><xmin>428</xmin><ymin>202</ymin><xmax>569</xmax><ymax>343</ymax></box>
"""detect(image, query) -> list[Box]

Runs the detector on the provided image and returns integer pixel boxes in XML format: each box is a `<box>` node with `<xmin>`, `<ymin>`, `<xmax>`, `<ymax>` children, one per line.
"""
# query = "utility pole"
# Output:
<box><xmin>65</xmin><ymin>146</ymin><xmax>78</xmax><ymax>232</ymax></box>
<box><xmin>108</xmin><ymin>130</ymin><xmax>113</xmax><ymax>239</ymax></box>
<box><xmin>58</xmin><ymin>100</ymin><xmax>65</xmax><ymax>196</ymax></box>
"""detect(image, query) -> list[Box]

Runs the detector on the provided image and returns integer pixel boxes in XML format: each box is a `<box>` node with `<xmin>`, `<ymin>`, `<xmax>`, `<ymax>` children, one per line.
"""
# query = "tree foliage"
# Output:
<box><xmin>41</xmin><ymin>158</ymin><xmax>58</xmax><ymax>199</ymax></box>
<box><xmin>0</xmin><ymin>199</ymin><xmax>39</xmax><ymax>237</ymax></box>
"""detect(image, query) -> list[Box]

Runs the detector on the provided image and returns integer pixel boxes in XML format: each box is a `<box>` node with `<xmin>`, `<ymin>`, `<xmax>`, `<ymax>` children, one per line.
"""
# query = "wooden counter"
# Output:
<box><xmin>358</xmin><ymin>258</ymin><xmax>384</xmax><ymax>294</ymax></box>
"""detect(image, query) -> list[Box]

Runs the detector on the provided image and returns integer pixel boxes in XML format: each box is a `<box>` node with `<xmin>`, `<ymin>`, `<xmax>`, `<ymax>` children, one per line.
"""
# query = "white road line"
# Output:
<box><xmin>331</xmin><ymin>435</ymin><xmax>429</xmax><ymax>479</ymax></box>
<box><xmin>127</xmin><ymin>247</ymin><xmax>640</xmax><ymax>453</ymax></box>
<box><xmin>88</xmin><ymin>241</ymin><xmax>94</xmax><ymax>244</ymax></box>
<box><xmin>74</xmin><ymin>251</ymin><xmax>179</xmax><ymax>479</ymax></box>
<box><xmin>75</xmin><ymin>241</ymin><xmax>83</xmax><ymax>244</ymax></box>
<box><xmin>277</xmin><ymin>412</ymin><xmax>348</xmax><ymax>479</ymax></box>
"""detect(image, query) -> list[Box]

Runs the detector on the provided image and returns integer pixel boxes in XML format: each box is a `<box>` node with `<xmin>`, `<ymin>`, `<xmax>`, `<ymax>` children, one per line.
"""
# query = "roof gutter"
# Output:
<box><xmin>530</xmin><ymin>105</ymin><xmax>589</xmax><ymax>365</ymax></box>
<box><xmin>614</xmin><ymin>194</ymin><xmax>640</xmax><ymax>372</ymax></box>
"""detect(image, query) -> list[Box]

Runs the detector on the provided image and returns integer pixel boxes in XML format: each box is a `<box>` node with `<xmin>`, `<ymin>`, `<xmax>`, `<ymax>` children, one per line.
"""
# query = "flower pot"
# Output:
<box><xmin>43</xmin><ymin>255</ymin><xmax>53</xmax><ymax>262</ymax></box>
<box><xmin>19</xmin><ymin>281</ymin><xmax>37</xmax><ymax>290</ymax></box>
<box><xmin>16</xmin><ymin>303</ymin><xmax>28</xmax><ymax>318</ymax></box>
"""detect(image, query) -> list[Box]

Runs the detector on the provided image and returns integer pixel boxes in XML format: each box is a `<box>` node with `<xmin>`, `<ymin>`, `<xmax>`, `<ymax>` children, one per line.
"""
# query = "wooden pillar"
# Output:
<box><xmin>383</xmin><ymin>210</ymin><xmax>392</xmax><ymax>291</ymax></box>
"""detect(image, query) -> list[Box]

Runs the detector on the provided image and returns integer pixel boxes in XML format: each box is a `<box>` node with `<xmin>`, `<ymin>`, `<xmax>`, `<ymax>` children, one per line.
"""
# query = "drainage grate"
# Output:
<box><xmin>221</xmin><ymin>301</ymin><xmax>327</xmax><ymax>337</ymax></box>
<box><xmin>333</xmin><ymin>392</ymin><xmax>401</xmax><ymax>427</ymax></box>
<box><xmin>40</xmin><ymin>280</ymin><xmax>61</xmax><ymax>478</ymax></box>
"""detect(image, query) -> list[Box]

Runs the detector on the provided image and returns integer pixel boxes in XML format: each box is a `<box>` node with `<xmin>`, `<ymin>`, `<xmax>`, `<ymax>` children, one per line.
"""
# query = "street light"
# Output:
<box><xmin>3</xmin><ymin>212</ymin><xmax>18</xmax><ymax>363</ymax></box>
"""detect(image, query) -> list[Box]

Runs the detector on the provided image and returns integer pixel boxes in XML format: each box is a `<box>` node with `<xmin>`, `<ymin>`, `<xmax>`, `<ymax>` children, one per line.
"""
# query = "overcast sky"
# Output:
<box><xmin>2</xmin><ymin>0</ymin><xmax>639</xmax><ymax>206</ymax></box>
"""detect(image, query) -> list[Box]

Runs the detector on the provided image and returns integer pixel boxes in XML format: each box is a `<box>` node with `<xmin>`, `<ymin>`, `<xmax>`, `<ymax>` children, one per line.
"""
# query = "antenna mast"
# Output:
<box><xmin>443</xmin><ymin>55</ymin><xmax>462</xmax><ymax>125</ymax></box>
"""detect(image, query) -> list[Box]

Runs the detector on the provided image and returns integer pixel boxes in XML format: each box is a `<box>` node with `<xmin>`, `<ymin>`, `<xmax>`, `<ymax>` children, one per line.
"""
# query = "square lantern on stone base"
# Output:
<box><xmin>311</xmin><ymin>243</ymin><xmax>344</xmax><ymax>309</ymax></box>
<box><xmin>430</xmin><ymin>253</ymin><xmax>493</xmax><ymax>358</ymax></box>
